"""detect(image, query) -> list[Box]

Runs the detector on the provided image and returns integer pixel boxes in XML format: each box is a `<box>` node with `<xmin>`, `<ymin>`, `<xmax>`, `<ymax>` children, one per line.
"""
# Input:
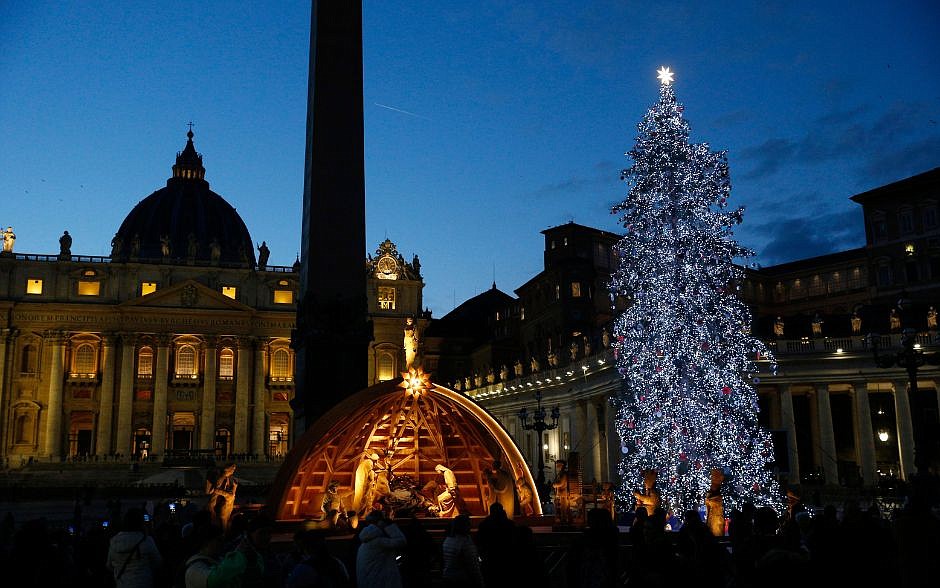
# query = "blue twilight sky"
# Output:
<box><xmin>1</xmin><ymin>1</ymin><xmax>939</xmax><ymax>316</ymax></box>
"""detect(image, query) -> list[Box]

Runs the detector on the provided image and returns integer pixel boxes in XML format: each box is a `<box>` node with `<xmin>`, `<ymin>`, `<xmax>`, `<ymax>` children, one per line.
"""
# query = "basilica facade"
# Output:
<box><xmin>0</xmin><ymin>133</ymin><xmax>426</xmax><ymax>466</ymax></box>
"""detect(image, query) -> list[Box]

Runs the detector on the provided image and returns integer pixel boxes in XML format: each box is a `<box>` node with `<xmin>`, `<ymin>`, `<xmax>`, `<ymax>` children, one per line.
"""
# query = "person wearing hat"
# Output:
<box><xmin>356</xmin><ymin>510</ymin><xmax>406</xmax><ymax>588</ymax></box>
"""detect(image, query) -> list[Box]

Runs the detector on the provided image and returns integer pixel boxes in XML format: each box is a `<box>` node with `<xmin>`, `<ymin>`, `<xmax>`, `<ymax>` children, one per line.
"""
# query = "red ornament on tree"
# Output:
<box><xmin>722</xmin><ymin>386</ymin><xmax>732</xmax><ymax>395</ymax></box>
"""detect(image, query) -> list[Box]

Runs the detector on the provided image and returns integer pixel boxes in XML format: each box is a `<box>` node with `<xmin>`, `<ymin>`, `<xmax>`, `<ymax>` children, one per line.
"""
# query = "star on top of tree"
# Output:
<box><xmin>656</xmin><ymin>66</ymin><xmax>675</xmax><ymax>85</ymax></box>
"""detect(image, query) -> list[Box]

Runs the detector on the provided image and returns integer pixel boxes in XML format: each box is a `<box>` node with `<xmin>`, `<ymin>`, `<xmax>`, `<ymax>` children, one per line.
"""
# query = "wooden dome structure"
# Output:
<box><xmin>268</xmin><ymin>371</ymin><xmax>541</xmax><ymax>520</ymax></box>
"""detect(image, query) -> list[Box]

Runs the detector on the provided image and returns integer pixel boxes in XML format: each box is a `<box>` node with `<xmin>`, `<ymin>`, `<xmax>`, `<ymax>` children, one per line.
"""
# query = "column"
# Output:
<box><xmin>43</xmin><ymin>332</ymin><xmax>66</xmax><ymax>459</ymax></box>
<box><xmin>807</xmin><ymin>388</ymin><xmax>822</xmax><ymax>477</ymax></box>
<box><xmin>252</xmin><ymin>339</ymin><xmax>267</xmax><ymax>456</ymax></box>
<box><xmin>95</xmin><ymin>334</ymin><xmax>117</xmax><ymax>455</ymax></box>
<box><xmin>199</xmin><ymin>338</ymin><xmax>217</xmax><ymax>450</ymax></box>
<box><xmin>151</xmin><ymin>337</ymin><xmax>170</xmax><ymax>458</ymax></box>
<box><xmin>852</xmin><ymin>383</ymin><xmax>877</xmax><ymax>486</ymax></box>
<box><xmin>115</xmin><ymin>336</ymin><xmax>136</xmax><ymax>456</ymax></box>
<box><xmin>575</xmin><ymin>399</ymin><xmax>591</xmax><ymax>480</ymax></box>
<box><xmin>817</xmin><ymin>385</ymin><xmax>839</xmax><ymax>485</ymax></box>
<box><xmin>589</xmin><ymin>399</ymin><xmax>603</xmax><ymax>482</ymax></box>
<box><xmin>593</xmin><ymin>400</ymin><xmax>611</xmax><ymax>481</ymax></box>
<box><xmin>893</xmin><ymin>380</ymin><xmax>916</xmax><ymax>481</ymax></box>
<box><xmin>0</xmin><ymin>329</ymin><xmax>15</xmax><ymax>453</ymax></box>
<box><xmin>234</xmin><ymin>338</ymin><xmax>252</xmax><ymax>454</ymax></box>
<box><xmin>779</xmin><ymin>385</ymin><xmax>801</xmax><ymax>486</ymax></box>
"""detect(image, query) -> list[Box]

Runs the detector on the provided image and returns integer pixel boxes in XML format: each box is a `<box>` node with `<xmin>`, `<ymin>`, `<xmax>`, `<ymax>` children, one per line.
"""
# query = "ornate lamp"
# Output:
<box><xmin>868</xmin><ymin>329</ymin><xmax>937</xmax><ymax>475</ymax></box>
<box><xmin>518</xmin><ymin>390</ymin><xmax>560</xmax><ymax>499</ymax></box>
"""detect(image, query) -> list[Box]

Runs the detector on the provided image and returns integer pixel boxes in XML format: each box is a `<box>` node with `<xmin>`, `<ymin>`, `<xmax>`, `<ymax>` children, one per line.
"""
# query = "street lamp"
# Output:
<box><xmin>868</xmin><ymin>328</ymin><xmax>936</xmax><ymax>476</ymax></box>
<box><xmin>518</xmin><ymin>390</ymin><xmax>560</xmax><ymax>499</ymax></box>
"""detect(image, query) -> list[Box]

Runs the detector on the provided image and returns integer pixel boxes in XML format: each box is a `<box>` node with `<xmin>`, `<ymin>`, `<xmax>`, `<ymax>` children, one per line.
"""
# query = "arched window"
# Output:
<box><xmin>74</xmin><ymin>344</ymin><xmax>97</xmax><ymax>375</ymax></box>
<box><xmin>176</xmin><ymin>345</ymin><xmax>197</xmax><ymax>378</ymax></box>
<box><xmin>377</xmin><ymin>352</ymin><xmax>395</xmax><ymax>382</ymax></box>
<box><xmin>271</xmin><ymin>349</ymin><xmax>290</xmax><ymax>380</ymax></box>
<box><xmin>219</xmin><ymin>348</ymin><xmax>235</xmax><ymax>379</ymax></box>
<box><xmin>20</xmin><ymin>344</ymin><xmax>37</xmax><ymax>374</ymax></box>
<box><xmin>138</xmin><ymin>347</ymin><xmax>154</xmax><ymax>377</ymax></box>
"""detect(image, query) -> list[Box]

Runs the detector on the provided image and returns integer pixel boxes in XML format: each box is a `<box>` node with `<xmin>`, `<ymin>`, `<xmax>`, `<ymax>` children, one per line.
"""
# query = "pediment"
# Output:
<box><xmin>120</xmin><ymin>280</ymin><xmax>253</xmax><ymax>312</ymax></box>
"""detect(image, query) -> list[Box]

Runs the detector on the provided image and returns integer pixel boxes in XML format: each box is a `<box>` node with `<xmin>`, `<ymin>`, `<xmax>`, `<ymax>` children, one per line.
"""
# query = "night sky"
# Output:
<box><xmin>1</xmin><ymin>1</ymin><xmax>938</xmax><ymax>316</ymax></box>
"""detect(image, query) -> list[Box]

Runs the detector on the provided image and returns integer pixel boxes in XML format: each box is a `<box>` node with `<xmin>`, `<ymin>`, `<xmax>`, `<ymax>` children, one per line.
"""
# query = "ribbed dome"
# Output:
<box><xmin>111</xmin><ymin>131</ymin><xmax>256</xmax><ymax>268</ymax></box>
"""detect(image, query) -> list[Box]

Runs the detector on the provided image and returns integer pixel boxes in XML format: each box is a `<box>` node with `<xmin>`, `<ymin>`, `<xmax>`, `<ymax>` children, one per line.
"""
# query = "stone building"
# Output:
<box><xmin>0</xmin><ymin>132</ymin><xmax>300</xmax><ymax>464</ymax></box>
<box><xmin>0</xmin><ymin>132</ymin><xmax>428</xmax><ymax>466</ymax></box>
<box><xmin>450</xmin><ymin>167</ymin><xmax>940</xmax><ymax>492</ymax></box>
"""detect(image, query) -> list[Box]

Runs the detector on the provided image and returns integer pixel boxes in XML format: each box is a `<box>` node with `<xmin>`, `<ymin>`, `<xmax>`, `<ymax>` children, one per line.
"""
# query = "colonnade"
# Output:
<box><xmin>12</xmin><ymin>331</ymin><xmax>283</xmax><ymax>460</ymax></box>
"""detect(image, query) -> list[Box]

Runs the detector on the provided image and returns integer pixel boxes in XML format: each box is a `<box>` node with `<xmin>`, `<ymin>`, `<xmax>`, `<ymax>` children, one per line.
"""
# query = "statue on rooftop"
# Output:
<box><xmin>257</xmin><ymin>241</ymin><xmax>270</xmax><ymax>268</ymax></box>
<box><xmin>1</xmin><ymin>226</ymin><xmax>15</xmax><ymax>254</ymax></box>
<box><xmin>58</xmin><ymin>230</ymin><xmax>72</xmax><ymax>260</ymax></box>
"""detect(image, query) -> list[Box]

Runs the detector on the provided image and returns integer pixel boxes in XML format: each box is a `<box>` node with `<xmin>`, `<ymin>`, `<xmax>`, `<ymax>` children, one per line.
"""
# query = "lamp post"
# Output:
<box><xmin>518</xmin><ymin>390</ymin><xmax>560</xmax><ymax>499</ymax></box>
<box><xmin>868</xmin><ymin>328</ymin><xmax>935</xmax><ymax>476</ymax></box>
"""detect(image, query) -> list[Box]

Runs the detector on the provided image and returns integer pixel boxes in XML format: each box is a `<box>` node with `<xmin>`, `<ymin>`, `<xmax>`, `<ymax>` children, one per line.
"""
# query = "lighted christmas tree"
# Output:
<box><xmin>610</xmin><ymin>67</ymin><xmax>781</xmax><ymax>515</ymax></box>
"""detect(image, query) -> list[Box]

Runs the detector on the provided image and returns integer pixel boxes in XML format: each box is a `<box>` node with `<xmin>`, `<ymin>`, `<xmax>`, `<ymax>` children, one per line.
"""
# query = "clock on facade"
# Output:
<box><xmin>376</xmin><ymin>255</ymin><xmax>398</xmax><ymax>280</ymax></box>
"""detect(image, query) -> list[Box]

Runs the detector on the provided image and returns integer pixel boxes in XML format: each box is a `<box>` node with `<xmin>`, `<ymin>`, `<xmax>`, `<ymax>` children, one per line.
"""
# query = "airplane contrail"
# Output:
<box><xmin>374</xmin><ymin>102</ymin><xmax>431</xmax><ymax>121</ymax></box>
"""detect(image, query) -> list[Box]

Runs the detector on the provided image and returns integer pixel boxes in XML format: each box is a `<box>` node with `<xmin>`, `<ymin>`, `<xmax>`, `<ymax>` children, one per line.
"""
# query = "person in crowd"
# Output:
<box><xmin>441</xmin><ymin>514</ymin><xmax>484</xmax><ymax>588</ymax></box>
<box><xmin>106</xmin><ymin>508</ymin><xmax>164</xmax><ymax>588</ymax></box>
<box><xmin>284</xmin><ymin>529</ymin><xmax>350</xmax><ymax>588</ymax></box>
<box><xmin>476</xmin><ymin>502</ymin><xmax>514</xmax><ymax>588</ymax></box>
<box><xmin>355</xmin><ymin>510</ymin><xmax>406</xmax><ymax>588</ymax></box>
<box><xmin>207</xmin><ymin>513</ymin><xmax>274</xmax><ymax>587</ymax></box>
<box><xmin>183</xmin><ymin>524</ymin><xmax>224</xmax><ymax>588</ymax></box>
<box><xmin>567</xmin><ymin>507</ymin><xmax>620</xmax><ymax>588</ymax></box>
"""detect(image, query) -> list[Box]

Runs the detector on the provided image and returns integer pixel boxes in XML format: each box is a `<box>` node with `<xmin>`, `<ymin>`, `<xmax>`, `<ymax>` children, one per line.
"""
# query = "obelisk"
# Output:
<box><xmin>293</xmin><ymin>1</ymin><xmax>370</xmax><ymax>430</ymax></box>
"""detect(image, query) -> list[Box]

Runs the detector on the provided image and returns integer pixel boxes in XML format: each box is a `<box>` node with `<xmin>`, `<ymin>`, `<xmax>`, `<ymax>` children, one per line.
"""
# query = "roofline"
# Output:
<box><xmin>849</xmin><ymin>167</ymin><xmax>940</xmax><ymax>204</ymax></box>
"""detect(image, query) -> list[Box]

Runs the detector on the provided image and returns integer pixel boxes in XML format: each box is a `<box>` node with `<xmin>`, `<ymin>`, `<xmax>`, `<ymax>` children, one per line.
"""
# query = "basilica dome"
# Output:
<box><xmin>111</xmin><ymin>131</ymin><xmax>256</xmax><ymax>267</ymax></box>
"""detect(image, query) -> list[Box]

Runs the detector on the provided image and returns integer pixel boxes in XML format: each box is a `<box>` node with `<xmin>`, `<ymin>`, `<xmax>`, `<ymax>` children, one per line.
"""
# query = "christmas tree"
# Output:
<box><xmin>610</xmin><ymin>67</ymin><xmax>781</xmax><ymax>515</ymax></box>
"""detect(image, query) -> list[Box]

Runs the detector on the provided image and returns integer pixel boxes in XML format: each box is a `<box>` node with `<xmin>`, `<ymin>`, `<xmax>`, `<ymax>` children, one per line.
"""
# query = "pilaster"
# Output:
<box><xmin>252</xmin><ymin>339</ymin><xmax>267</xmax><ymax>455</ymax></box>
<box><xmin>43</xmin><ymin>331</ymin><xmax>67</xmax><ymax>458</ymax></box>
<box><xmin>115</xmin><ymin>335</ymin><xmax>136</xmax><ymax>456</ymax></box>
<box><xmin>234</xmin><ymin>338</ymin><xmax>252</xmax><ymax>454</ymax></box>
<box><xmin>151</xmin><ymin>336</ymin><xmax>171</xmax><ymax>458</ymax></box>
<box><xmin>95</xmin><ymin>334</ymin><xmax>117</xmax><ymax>455</ymax></box>
<box><xmin>199</xmin><ymin>337</ymin><xmax>218</xmax><ymax>450</ymax></box>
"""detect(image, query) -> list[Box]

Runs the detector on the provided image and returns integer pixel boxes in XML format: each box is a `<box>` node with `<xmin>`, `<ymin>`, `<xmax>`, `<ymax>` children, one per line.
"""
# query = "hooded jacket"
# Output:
<box><xmin>355</xmin><ymin>522</ymin><xmax>406</xmax><ymax>588</ymax></box>
<box><xmin>106</xmin><ymin>531</ymin><xmax>163</xmax><ymax>588</ymax></box>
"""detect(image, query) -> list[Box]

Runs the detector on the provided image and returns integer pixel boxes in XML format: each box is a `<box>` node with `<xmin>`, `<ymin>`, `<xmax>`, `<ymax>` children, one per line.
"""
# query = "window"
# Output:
<box><xmin>20</xmin><ymin>344</ymin><xmax>37</xmax><ymax>374</ymax></box>
<box><xmin>877</xmin><ymin>264</ymin><xmax>892</xmax><ymax>286</ymax></box>
<box><xmin>550</xmin><ymin>240</ymin><xmax>556</xmax><ymax>250</ymax></box>
<box><xmin>271</xmin><ymin>349</ymin><xmax>291</xmax><ymax>380</ymax></box>
<box><xmin>905</xmin><ymin>243</ymin><xmax>915</xmax><ymax>256</ymax></box>
<box><xmin>274</xmin><ymin>279</ymin><xmax>294</xmax><ymax>302</ymax></box>
<box><xmin>219</xmin><ymin>348</ymin><xmax>235</xmax><ymax>379</ymax></box>
<box><xmin>377</xmin><ymin>352</ymin><xmax>395</xmax><ymax>381</ymax></box>
<box><xmin>221</xmin><ymin>286</ymin><xmax>237</xmax><ymax>299</ymax></box>
<box><xmin>871</xmin><ymin>213</ymin><xmax>888</xmax><ymax>241</ymax></box>
<box><xmin>563</xmin><ymin>237</ymin><xmax>568</xmax><ymax>246</ymax></box>
<box><xmin>137</xmin><ymin>347</ymin><xmax>153</xmax><ymax>377</ymax></box>
<box><xmin>175</xmin><ymin>345</ymin><xmax>197</xmax><ymax>378</ymax></box>
<box><xmin>26</xmin><ymin>279</ymin><xmax>43</xmax><ymax>295</ymax></box>
<box><xmin>520</xmin><ymin>306</ymin><xmax>525</xmax><ymax>320</ymax></box>
<box><xmin>898</xmin><ymin>209</ymin><xmax>914</xmax><ymax>234</ymax></box>
<box><xmin>571</xmin><ymin>282</ymin><xmax>582</xmax><ymax>298</ymax></box>
<box><xmin>77</xmin><ymin>280</ymin><xmax>100</xmax><ymax>296</ymax></box>
<box><xmin>847</xmin><ymin>267</ymin><xmax>865</xmax><ymax>289</ymax></box>
<box><xmin>555</xmin><ymin>284</ymin><xmax>560</xmax><ymax>300</ymax></box>
<box><xmin>73</xmin><ymin>344</ymin><xmax>97</xmax><ymax>375</ymax></box>
<box><xmin>378</xmin><ymin>286</ymin><xmax>396</xmax><ymax>310</ymax></box>
<box><xmin>925</xmin><ymin>206</ymin><xmax>938</xmax><ymax>230</ymax></box>
<box><xmin>141</xmin><ymin>282</ymin><xmax>158</xmax><ymax>296</ymax></box>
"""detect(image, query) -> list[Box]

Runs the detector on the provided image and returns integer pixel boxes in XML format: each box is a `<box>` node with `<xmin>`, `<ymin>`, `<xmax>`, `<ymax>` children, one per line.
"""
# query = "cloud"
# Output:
<box><xmin>737</xmin><ymin>101</ymin><xmax>937</xmax><ymax>181</ymax></box>
<box><xmin>861</xmin><ymin>135</ymin><xmax>940</xmax><ymax>184</ymax></box>
<box><xmin>532</xmin><ymin>160</ymin><xmax>617</xmax><ymax>198</ymax></box>
<box><xmin>749</xmin><ymin>206</ymin><xmax>864</xmax><ymax>265</ymax></box>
